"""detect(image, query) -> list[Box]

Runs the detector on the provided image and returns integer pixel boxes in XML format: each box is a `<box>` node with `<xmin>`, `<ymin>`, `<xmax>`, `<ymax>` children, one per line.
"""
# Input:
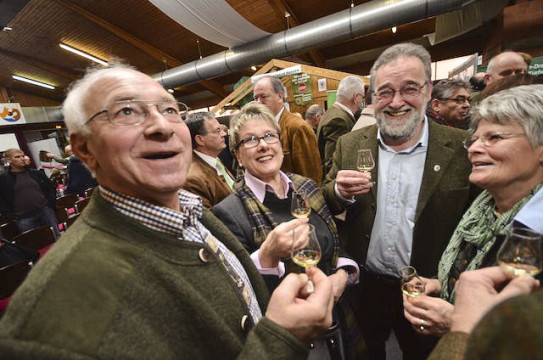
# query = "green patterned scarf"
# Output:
<box><xmin>439</xmin><ymin>183</ymin><xmax>542</xmax><ymax>302</ymax></box>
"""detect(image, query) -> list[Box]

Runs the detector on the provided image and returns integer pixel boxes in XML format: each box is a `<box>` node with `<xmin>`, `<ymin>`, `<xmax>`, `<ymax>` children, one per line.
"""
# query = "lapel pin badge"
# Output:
<box><xmin>434</xmin><ymin>165</ymin><xmax>441</xmax><ymax>172</ymax></box>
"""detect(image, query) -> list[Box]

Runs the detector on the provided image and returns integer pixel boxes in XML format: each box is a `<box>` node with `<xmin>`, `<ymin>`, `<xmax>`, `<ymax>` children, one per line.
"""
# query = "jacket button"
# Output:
<box><xmin>240</xmin><ymin>315</ymin><xmax>249</xmax><ymax>332</ymax></box>
<box><xmin>198</xmin><ymin>248</ymin><xmax>209</xmax><ymax>263</ymax></box>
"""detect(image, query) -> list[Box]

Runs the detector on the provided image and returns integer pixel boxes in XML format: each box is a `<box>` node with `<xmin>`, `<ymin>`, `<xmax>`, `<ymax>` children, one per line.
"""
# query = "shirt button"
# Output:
<box><xmin>198</xmin><ymin>248</ymin><xmax>209</xmax><ymax>263</ymax></box>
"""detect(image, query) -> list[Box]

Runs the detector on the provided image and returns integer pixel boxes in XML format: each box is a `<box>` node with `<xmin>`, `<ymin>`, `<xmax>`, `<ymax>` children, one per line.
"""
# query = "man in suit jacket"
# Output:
<box><xmin>254</xmin><ymin>76</ymin><xmax>323</xmax><ymax>185</ymax></box>
<box><xmin>428</xmin><ymin>267</ymin><xmax>540</xmax><ymax>360</ymax></box>
<box><xmin>323</xmin><ymin>43</ymin><xmax>478</xmax><ymax>360</ymax></box>
<box><xmin>183</xmin><ymin>112</ymin><xmax>234</xmax><ymax>209</ymax></box>
<box><xmin>317</xmin><ymin>75</ymin><xmax>365</xmax><ymax>178</ymax></box>
<box><xmin>0</xmin><ymin>64</ymin><xmax>334</xmax><ymax>360</ymax></box>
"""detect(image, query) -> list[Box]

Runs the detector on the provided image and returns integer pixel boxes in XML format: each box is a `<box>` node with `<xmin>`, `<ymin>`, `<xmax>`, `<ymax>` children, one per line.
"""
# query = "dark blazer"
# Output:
<box><xmin>182</xmin><ymin>153</ymin><xmax>233</xmax><ymax>209</ymax></box>
<box><xmin>65</xmin><ymin>156</ymin><xmax>98</xmax><ymax>195</ymax></box>
<box><xmin>317</xmin><ymin>103</ymin><xmax>356</xmax><ymax>179</ymax></box>
<box><xmin>278</xmin><ymin>109</ymin><xmax>322</xmax><ymax>185</ymax></box>
<box><xmin>323</xmin><ymin>120</ymin><xmax>480</xmax><ymax>277</ymax></box>
<box><xmin>0</xmin><ymin>168</ymin><xmax>56</xmax><ymax>219</ymax></box>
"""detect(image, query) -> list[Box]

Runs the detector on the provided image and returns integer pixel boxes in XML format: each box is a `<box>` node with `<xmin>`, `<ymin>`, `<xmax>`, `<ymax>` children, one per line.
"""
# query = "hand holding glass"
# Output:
<box><xmin>291</xmin><ymin>224</ymin><xmax>321</xmax><ymax>293</ymax></box>
<box><xmin>291</xmin><ymin>191</ymin><xmax>311</xmax><ymax>219</ymax></box>
<box><xmin>357</xmin><ymin>149</ymin><xmax>375</xmax><ymax>173</ymax></box>
<box><xmin>497</xmin><ymin>227</ymin><xmax>542</xmax><ymax>277</ymax></box>
<box><xmin>399</xmin><ymin>266</ymin><xmax>425</xmax><ymax>298</ymax></box>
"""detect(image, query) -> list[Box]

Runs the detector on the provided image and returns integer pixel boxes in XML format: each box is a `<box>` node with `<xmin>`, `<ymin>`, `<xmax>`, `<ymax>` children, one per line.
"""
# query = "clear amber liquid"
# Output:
<box><xmin>401</xmin><ymin>283</ymin><xmax>423</xmax><ymax>297</ymax></box>
<box><xmin>292</xmin><ymin>250</ymin><xmax>321</xmax><ymax>267</ymax></box>
<box><xmin>357</xmin><ymin>165</ymin><xmax>374</xmax><ymax>172</ymax></box>
<box><xmin>292</xmin><ymin>207</ymin><xmax>311</xmax><ymax>219</ymax></box>
<box><xmin>498</xmin><ymin>260</ymin><xmax>541</xmax><ymax>277</ymax></box>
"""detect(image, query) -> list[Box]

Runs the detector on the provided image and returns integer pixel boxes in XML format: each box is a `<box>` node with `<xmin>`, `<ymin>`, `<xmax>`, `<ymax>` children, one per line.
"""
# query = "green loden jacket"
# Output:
<box><xmin>0</xmin><ymin>191</ymin><xmax>308</xmax><ymax>360</ymax></box>
<box><xmin>322</xmin><ymin>120</ymin><xmax>480</xmax><ymax>278</ymax></box>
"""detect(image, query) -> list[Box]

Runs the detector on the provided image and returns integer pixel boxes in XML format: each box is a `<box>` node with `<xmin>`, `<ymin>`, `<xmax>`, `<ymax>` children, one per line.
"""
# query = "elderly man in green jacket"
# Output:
<box><xmin>0</xmin><ymin>64</ymin><xmax>333</xmax><ymax>360</ymax></box>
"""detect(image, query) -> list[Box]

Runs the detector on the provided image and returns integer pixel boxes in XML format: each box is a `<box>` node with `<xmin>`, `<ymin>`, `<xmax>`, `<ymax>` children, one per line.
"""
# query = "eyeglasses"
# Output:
<box><xmin>236</xmin><ymin>133</ymin><xmax>280</xmax><ymax>149</ymax></box>
<box><xmin>373</xmin><ymin>82</ymin><xmax>428</xmax><ymax>103</ymax></box>
<box><xmin>86</xmin><ymin>100</ymin><xmax>188</xmax><ymax>126</ymax></box>
<box><xmin>439</xmin><ymin>96</ymin><xmax>469</xmax><ymax>105</ymax></box>
<box><xmin>463</xmin><ymin>132</ymin><xmax>527</xmax><ymax>149</ymax></box>
<box><xmin>498</xmin><ymin>68</ymin><xmax>527</xmax><ymax>77</ymax></box>
<box><xmin>207</xmin><ymin>125</ymin><xmax>228</xmax><ymax>136</ymax></box>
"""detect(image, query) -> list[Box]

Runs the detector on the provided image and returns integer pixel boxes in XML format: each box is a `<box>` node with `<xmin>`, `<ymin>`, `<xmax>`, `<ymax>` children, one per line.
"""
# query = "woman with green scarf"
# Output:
<box><xmin>402</xmin><ymin>84</ymin><xmax>543</xmax><ymax>336</ymax></box>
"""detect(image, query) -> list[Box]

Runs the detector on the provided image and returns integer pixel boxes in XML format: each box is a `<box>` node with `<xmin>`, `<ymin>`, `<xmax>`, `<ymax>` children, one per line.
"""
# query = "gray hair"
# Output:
<box><xmin>62</xmin><ymin>62</ymin><xmax>137</xmax><ymax>137</ymax></box>
<box><xmin>431</xmin><ymin>79</ymin><xmax>471</xmax><ymax>100</ymax></box>
<box><xmin>185</xmin><ymin>112</ymin><xmax>215</xmax><ymax>149</ymax></box>
<box><xmin>336</xmin><ymin>76</ymin><xmax>365</xmax><ymax>102</ymax></box>
<box><xmin>257</xmin><ymin>75</ymin><xmax>286</xmax><ymax>95</ymax></box>
<box><xmin>370</xmin><ymin>43</ymin><xmax>432</xmax><ymax>90</ymax></box>
<box><xmin>486</xmin><ymin>51</ymin><xmax>523</xmax><ymax>75</ymax></box>
<box><xmin>305</xmin><ymin>104</ymin><xmax>324</xmax><ymax>120</ymax></box>
<box><xmin>471</xmin><ymin>84</ymin><xmax>543</xmax><ymax>147</ymax></box>
<box><xmin>230</xmin><ymin>102</ymin><xmax>280</xmax><ymax>149</ymax></box>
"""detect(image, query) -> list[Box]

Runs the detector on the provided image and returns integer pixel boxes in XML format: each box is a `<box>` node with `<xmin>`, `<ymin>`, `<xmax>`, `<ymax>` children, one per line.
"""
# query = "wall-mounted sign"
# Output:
<box><xmin>292</xmin><ymin>73</ymin><xmax>313</xmax><ymax>105</ymax></box>
<box><xmin>0</xmin><ymin>103</ymin><xmax>26</xmax><ymax>125</ymax></box>
<box><xmin>251</xmin><ymin>65</ymin><xmax>302</xmax><ymax>83</ymax></box>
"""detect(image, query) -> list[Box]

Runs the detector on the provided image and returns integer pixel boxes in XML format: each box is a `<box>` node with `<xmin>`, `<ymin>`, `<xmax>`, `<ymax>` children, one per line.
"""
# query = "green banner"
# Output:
<box><xmin>292</xmin><ymin>73</ymin><xmax>313</xmax><ymax>105</ymax></box>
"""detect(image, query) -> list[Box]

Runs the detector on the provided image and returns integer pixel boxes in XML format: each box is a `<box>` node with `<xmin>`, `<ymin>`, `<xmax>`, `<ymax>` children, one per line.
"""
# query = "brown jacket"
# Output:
<box><xmin>278</xmin><ymin>109</ymin><xmax>322</xmax><ymax>185</ymax></box>
<box><xmin>182</xmin><ymin>153</ymin><xmax>233</xmax><ymax>209</ymax></box>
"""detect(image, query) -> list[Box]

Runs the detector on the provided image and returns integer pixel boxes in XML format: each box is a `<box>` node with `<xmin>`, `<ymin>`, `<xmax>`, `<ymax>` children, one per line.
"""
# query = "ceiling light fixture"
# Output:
<box><xmin>392</xmin><ymin>26</ymin><xmax>397</xmax><ymax>33</ymax></box>
<box><xmin>167</xmin><ymin>89</ymin><xmax>175</xmax><ymax>93</ymax></box>
<box><xmin>12</xmin><ymin>75</ymin><xmax>55</xmax><ymax>90</ymax></box>
<box><xmin>2</xmin><ymin>26</ymin><xmax>13</xmax><ymax>32</ymax></box>
<box><xmin>59</xmin><ymin>43</ymin><xmax>108</xmax><ymax>66</ymax></box>
<box><xmin>251</xmin><ymin>65</ymin><xmax>257</xmax><ymax>71</ymax></box>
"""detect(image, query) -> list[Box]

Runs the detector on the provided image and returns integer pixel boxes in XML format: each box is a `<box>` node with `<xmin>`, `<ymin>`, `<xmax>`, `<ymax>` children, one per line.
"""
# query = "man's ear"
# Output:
<box><xmin>484</xmin><ymin>74</ymin><xmax>491</xmax><ymax>85</ymax></box>
<box><xmin>70</xmin><ymin>133</ymin><xmax>97</xmax><ymax>173</ymax></box>
<box><xmin>430</xmin><ymin>98</ymin><xmax>441</xmax><ymax>113</ymax></box>
<box><xmin>194</xmin><ymin>134</ymin><xmax>206</xmax><ymax>148</ymax></box>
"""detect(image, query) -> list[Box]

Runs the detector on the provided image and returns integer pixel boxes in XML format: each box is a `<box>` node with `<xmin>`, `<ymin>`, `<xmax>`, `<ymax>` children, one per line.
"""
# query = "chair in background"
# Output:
<box><xmin>55</xmin><ymin>193</ymin><xmax>78</xmax><ymax>231</ymax></box>
<box><xmin>0</xmin><ymin>221</ymin><xmax>20</xmax><ymax>241</ymax></box>
<box><xmin>0</xmin><ymin>260</ymin><xmax>33</xmax><ymax>313</ymax></box>
<box><xmin>11</xmin><ymin>226</ymin><xmax>56</xmax><ymax>258</ymax></box>
<box><xmin>74</xmin><ymin>197</ymin><xmax>91</xmax><ymax>214</ymax></box>
<box><xmin>84</xmin><ymin>187</ymin><xmax>96</xmax><ymax>198</ymax></box>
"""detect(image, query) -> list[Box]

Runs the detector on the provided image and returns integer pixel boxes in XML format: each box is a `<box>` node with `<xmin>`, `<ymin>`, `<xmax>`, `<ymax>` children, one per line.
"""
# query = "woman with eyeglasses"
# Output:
<box><xmin>402</xmin><ymin>84</ymin><xmax>543</xmax><ymax>337</ymax></box>
<box><xmin>213</xmin><ymin>102</ymin><xmax>359</xmax><ymax>360</ymax></box>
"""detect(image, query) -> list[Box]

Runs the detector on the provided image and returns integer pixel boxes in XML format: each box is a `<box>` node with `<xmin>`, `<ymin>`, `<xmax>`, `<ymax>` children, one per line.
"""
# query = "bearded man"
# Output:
<box><xmin>322</xmin><ymin>43</ymin><xmax>480</xmax><ymax>360</ymax></box>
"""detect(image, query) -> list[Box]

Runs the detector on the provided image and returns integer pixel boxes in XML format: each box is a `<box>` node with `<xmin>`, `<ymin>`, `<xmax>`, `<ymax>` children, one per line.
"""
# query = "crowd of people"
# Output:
<box><xmin>0</xmin><ymin>43</ymin><xmax>541</xmax><ymax>360</ymax></box>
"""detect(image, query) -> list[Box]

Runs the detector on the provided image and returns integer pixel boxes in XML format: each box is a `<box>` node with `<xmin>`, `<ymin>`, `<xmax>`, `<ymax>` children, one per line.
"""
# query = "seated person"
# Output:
<box><xmin>65</xmin><ymin>155</ymin><xmax>98</xmax><ymax>195</ymax></box>
<box><xmin>403</xmin><ymin>85</ymin><xmax>543</xmax><ymax>336</ymax></box>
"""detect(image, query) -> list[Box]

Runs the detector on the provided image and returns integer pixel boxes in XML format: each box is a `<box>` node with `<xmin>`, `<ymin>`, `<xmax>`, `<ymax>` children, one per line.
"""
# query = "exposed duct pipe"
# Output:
<box><xmin>153</xmin><ymin>0</ymin><xmax>479</xmax><ymax>89</ymax></box>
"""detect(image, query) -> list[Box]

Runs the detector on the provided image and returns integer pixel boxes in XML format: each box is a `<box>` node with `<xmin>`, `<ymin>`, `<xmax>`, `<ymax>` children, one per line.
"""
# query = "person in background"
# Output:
<box><xmin>65</xmin><ymin>154</ymin><xmax>98</xmax><ymax>196</ymax></box>
<box><xmin>0</xmin><ymin>64</ymin><xmax>334</xmax><ymax>360</ymax></box>
<box><xmin>182</xmin><ymin>112</ymin><xmax>234</xmax><ymax>209</ymax></box>
<box><xmin>480</xmin><ymin>73</ymin><xmax>543</xmax><ymax>99</ymax></box>
<box><xmin>317</xmin><ymin>76</ymin><xmax>365</xmax><ymax>178</ymax></box>
<box><xmin>403</xmin><ymin>84</ymin><xmax>543</xmax><ymax>338</ymax></box>
<box><xmin>46</xmin><ymin>144</ymin><xmax>73</xmax><ymax>165</ymax></box>
<box><xmin>0</xmin><ymin>149</ymin><xmax>59</xmax><ymax>237</ymax></box>
<box><xmin>484</xmin><ymin>51</ymin><xmax>528</xmax><ymax>86</ymax></box>
<box><xmin>427</xmin><ymin>79</ymin><xmax>471</xmax><ymax>130</ymax></box>
<box><xmin>323</xmin><ymin>43</ymin><xmax>478</xmax><ymax>359</ymax></box>
<box><xmin>427</xmin><ymin>267</ymin><xmax>540</xmax><ymax>360</ymax></box>
<box><xmin>351</xmin><ymin>84</ymin><xmax>376</xmax><ymax>131</ymax></box>
<box><xmin>253</xmin><ymin>76</ymin><xmax>323</xmax><ymax>185</ymax></box>
<box><xmin>304</xmin><ymin>104</ymin><xmax>324</xmax><ymax>133</ymax></box>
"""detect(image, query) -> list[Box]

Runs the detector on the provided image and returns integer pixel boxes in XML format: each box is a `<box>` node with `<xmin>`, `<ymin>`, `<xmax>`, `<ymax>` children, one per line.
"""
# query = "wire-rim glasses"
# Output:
<box><xmin>463</xmin><ymin>132</ymin><xmax>527</xmax><ymax>150</ymax></box>
<box><xmin>86</xmin><ymin>100</ymin><xmax>188</xmax><ymax>126</ymax></box>
<box><xmin>373</xmin><ymin>82</ymin><xmax>428</xmax><ymax>103</ymax></box>
<box><xmin>236</xmin><ymin>133</ymin><xmax>280</xmax><ymax>149</ymax></box>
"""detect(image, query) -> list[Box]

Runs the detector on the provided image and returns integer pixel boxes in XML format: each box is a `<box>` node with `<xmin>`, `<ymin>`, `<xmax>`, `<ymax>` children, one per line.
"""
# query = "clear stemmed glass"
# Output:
<box><xmin>399</xmin><ymin>266</ymin><xmax>426</xmax><ymax>298</ymax></box>
<box><xmin>291</xmin><ymin>191</ymin><xmax>311</xmax><ymax>219</ymax></box>
<box><xmin>291</xmin><ymin>224</ymin><xmax>321</xmax><ymax>293</ymax></box>
<box><xmin>497</xmin><ymin>227</ymin><xmax>542</xmax><ymax>277</ymax></box>
<box><xmin>357</xmin><ymin>149</ymin><xmax>375</xmax><ymax>173</ymax></box>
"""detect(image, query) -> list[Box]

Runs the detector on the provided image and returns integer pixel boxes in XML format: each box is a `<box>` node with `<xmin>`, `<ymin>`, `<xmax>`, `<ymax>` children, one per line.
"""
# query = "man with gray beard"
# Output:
<box><xmin>322</xmin><ymin>43</ymin><xmax>479</xmax><ymax>360</ymax></box>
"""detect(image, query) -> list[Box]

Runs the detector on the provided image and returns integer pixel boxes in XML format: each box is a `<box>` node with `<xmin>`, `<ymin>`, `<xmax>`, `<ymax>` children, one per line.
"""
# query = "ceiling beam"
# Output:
<box><xmin>0</xmin><ymin>49</ymin><xmax>78</xmax><ymax>81</ymax></box>
<box><xmin>51</xmin><ymin>0</ymin><xmax>228</xmax><ymax>98</ymax></box>
<box><xmin>265</xmin><ymin>0</ymin><xmax>326</xmax><ymax>67</ymax></box>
